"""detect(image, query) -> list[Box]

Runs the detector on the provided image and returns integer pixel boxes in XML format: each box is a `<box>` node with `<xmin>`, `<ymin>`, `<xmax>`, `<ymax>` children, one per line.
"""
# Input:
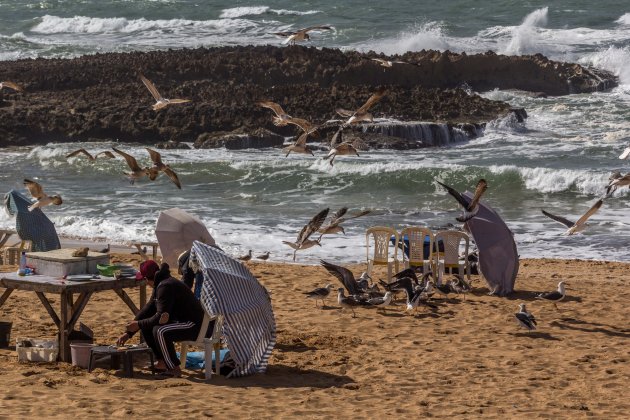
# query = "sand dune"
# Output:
<box><xmin>1</xmin><ymin>255</ymin><xmax>629</xmax><ymax>418</ymax></box>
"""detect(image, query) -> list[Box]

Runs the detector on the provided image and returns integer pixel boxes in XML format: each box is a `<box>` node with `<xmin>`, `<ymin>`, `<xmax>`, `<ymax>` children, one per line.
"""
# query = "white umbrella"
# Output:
<box><xmin>155</xmin><ymin>208</ymin><xmax>215</xmax><ymax>267</ymax></box>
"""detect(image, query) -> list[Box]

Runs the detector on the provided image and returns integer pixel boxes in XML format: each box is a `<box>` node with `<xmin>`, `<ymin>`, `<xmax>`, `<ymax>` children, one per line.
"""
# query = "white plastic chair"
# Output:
<box><xmin>400</xmin><ymin>227</ymin><xmax>435</xmax><ymax>273</ymax></box>
<box><xmin>366</xmin><ymin>226</ymin><xmax>399</xmax><ymax>282</ymax></box>
<box><xmin>434</xmin><ymin>230</ymin><xmax>471</xmax><ymax>282</ymax></box>
<box><xmin>179</xmin><ymin>313</ymin><xmax>224</xmax><ymax>380</ymax></box>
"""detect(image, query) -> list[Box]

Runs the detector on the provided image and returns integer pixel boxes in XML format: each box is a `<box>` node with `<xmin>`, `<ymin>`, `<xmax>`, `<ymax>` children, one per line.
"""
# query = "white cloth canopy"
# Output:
<box><xmin>155</xmin><ymin>208</ymin><xmax>215</xmax><ymax>267</ymax></box>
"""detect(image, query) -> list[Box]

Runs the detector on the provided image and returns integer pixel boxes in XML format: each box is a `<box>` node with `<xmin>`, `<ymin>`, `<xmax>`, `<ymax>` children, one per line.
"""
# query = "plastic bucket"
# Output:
<box><xmin>0</xmin><ymin>321</ymin><xmax>12</xmax><ymax>348</ymax></box>
<box><xmin>70</xmin><ymin>343</ymin><xmax>95</xmax><ymax>368</ymax></box>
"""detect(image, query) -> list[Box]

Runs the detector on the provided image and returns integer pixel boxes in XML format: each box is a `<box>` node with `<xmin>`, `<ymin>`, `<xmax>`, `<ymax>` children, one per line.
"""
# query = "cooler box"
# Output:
<box><xmin>25</xmin><ymin>249</ymin><xmax>110</xmax><ymax>277</ymax></box>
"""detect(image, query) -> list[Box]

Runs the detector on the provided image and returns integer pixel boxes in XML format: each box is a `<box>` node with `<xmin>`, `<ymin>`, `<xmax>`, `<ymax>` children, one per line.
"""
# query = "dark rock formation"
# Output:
<box><xmin>195</xmin><ymin>128</ymin><xmax>284</xmax><ymax>149</ymax></box>
<box><xmin>0</xmin><ymin>46</ymin><xmax>616</xmax><ymax>148</ymax></box>
<box><xmin>155</xmin><ymin>141</ymin><xmax>191</xmax><ymax>149</ymax></box>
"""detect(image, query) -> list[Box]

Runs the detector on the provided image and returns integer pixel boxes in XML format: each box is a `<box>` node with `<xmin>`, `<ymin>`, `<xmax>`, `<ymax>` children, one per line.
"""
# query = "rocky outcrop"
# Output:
<box><xmin>195</xmin><ymin>128</ymin><xmax>284</xmax><ymax>150</ymax></box>
<box><xmin>0</xmin><ymin>46</ymin><xmax>615</xmax><ymax>147</ymax></box>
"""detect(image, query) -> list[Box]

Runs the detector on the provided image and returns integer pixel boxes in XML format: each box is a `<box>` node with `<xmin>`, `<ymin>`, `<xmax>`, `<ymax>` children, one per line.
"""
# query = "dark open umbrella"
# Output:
<box><xmin>4</xmin><ymin>189</ymin><xmax>61</xmax><ymax>252</ymax></box>
<box><xmin>190</xmin><ymin>241</ymin><xmax>275</xmax><ymax>377</ymax></box>
<box><xmin>463</xmin><ymin>192</ymin><xmax>518</xmax><ymax>296</ymax></box>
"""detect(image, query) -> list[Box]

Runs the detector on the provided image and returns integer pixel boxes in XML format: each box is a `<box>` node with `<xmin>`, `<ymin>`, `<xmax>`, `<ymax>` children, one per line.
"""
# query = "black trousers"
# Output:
<box><xmin>141</xmin><ymin>321</ymin><xmax>200</xmax><ymax>370</ymax></box>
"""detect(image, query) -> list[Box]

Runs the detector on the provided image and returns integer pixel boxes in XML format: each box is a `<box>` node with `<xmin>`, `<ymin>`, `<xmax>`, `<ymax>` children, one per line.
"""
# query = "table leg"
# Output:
<box><xmin>67</xmin><ymin>292</ymin><xmax>92</xmax><ymax>333</ymax></box>
<box><xmin>59</xmin><ymin>291</ymin><xmax>69</xmax><ymax>362</ymax></box>
<box><xmin>35</xmin><ymin>292</ymin><xmax>61</xmax><ymax>328</ymax></box>
<box><xmin>134</xmin><ymin>244</ymin><xmax>149</xmax><ymax>261</ymax></box>
<box><xmin>114</xmin><ymin>289</ymin><xmax>139</xmax><ymax>315</ymax></box>
<box><xmin>0</xmin><ymin>288</ymin><xmax>14</xmax><ymax>308</ymax></box>
<box><xmin>139</xmin><ymin>284</ymin><xmax>147</xmax><ymax>308</ymax></box>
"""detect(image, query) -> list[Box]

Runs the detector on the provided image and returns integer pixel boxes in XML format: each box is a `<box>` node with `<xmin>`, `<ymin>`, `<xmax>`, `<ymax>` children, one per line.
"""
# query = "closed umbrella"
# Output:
<box><xmin>463</xmin><ymin>192</ymin><xmax>519</xmax><ymax>296</ymax></box>
<box><xmin>4</xmin><ymin>189</ymin><xmax>61</xmax><ymax>252</ymax></box>
<box><xmin>155</xmin><ymin>208</ymin><xmax>215</xmax><ymax>267</ymax></box>
<box><xmin>190</xmin><ymin>241</ymin><xmax>276</xmax><ymax>377</ymax></box>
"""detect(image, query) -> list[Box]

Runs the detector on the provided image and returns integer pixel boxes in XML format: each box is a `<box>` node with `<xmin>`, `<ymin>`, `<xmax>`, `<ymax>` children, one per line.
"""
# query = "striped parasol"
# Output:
<box><xmin>190</xmin><ymin>241</ymin><xmax>275</xmax><ymax>377</ymax></box>
<box><xmin>4</xmin><ymin>189</ymin><xmax>61</xmax><ymax>252</ymax></box>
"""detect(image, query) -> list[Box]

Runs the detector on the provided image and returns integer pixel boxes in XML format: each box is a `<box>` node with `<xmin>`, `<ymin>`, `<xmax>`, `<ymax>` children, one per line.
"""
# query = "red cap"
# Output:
<box><xmin>136</xmin><ymin>260</ymin><xmax>159</xmax><ymax>280</ymax></box>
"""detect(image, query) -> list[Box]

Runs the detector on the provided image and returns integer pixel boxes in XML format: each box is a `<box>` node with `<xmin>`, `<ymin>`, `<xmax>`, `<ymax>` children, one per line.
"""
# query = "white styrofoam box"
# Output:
<box><xmin>25</xmin><ymin>249</ymin><xmax>110</xmax><ymax>277</ymax></box>
<box><xmin>16</xmin><ymin>338</ymin><xmax>59</xmax><ymax>362</ymax></box>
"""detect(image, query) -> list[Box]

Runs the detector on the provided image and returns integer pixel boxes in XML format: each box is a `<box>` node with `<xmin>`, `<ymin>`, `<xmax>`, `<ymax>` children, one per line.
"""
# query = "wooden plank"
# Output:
<box><xmin>67</xmin><ymin>292</ymin><xmax>92</xmax><ymax>333</ymax></box>
<box><xmin>0</xmin><ymin>273</ymin><xmax>142</xmax><ymax>294</ymax></box>
<box><xmin>59</xmin><ymin>291</ymin><xmax>69</xmax><ymax>362</ymax></box>
<box><xmin>0</xmin><ymin>288</ymin><xmax>14</xmax><ymax>308</ymax></box>
<box><xmin>35</xmin><ymin>292</ymin><xmax>60</xmax><ymax>328</ymax></box>
<box><xmin>114</xmin><ymin>288</ymin><xmax>140</xmax><ymax>315</ymax></box>
<box><xmin>139</xmin><ymin>284</ymin><xmax>147</xmax><ymax>308</ymax></box>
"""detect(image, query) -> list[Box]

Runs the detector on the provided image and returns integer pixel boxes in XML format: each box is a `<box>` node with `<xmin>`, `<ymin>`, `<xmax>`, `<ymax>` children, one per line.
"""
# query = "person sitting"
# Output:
<box><xmin>177</xmin><ymin>249</ymin><xmax>204</xmax><ymax>299</ymax></box>
<box><xmin>117</xmin><ymin>260</ymin><xmax>213</xmax><ymax>377</ymax></box>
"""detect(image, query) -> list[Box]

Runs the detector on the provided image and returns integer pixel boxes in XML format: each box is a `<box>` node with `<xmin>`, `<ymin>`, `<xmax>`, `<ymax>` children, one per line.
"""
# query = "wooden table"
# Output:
<box><xmin>132</xmin><ymin>241</ymin><xmax>159</xmax><ymax>261</ymax></box>
<box><xmin>0</xmin><ymin>273</ymin><xmax>146</xmax><ymax>362</ymax></box>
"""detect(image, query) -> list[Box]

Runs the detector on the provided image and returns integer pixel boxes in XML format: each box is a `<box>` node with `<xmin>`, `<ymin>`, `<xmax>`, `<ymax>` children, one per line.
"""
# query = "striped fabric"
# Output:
<box><xmin>191</xmin><ymin>241</ymin><xmax>276</xmax><ymax>378</ymax></box>
<box><xmin>4</xmin><ymin>189</ymin><xmax>61</xmax><ymax>252</ymax></box>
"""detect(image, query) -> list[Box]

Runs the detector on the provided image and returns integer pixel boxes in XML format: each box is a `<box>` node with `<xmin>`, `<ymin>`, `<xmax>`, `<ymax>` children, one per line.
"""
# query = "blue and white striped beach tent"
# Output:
<box><xmin>4</xmin><ymin>189</ymin><xmax>61</xmax><ymax>252</ymax></box>
<box><xmin>190</xmin><ymin>241</ymin><xmax>276</xmax><ymax>377</ymax></box>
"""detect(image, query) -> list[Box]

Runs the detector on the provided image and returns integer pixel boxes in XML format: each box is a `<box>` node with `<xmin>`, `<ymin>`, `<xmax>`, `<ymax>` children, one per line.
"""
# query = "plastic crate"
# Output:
<box><xmin>16</xmin><ymin>338</ymin><xmax>58</xmax><ymax>362</ymax></box>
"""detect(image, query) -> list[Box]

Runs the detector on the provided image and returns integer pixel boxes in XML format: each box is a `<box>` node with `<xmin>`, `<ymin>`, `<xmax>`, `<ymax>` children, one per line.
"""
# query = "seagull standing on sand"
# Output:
<box><xmin>0</xmin><ymin>81</ymin><xmax>23</xmax><ymax>92</ymax></box>
<box><xmin>23</xmin><ymin>179</ymin><xmax>62</xmax><ymax>211</ymax></box>
<box><xmin>304</xmin><ymin>284</ymin><xmax>334</xmax><ymax>308</ymax></box>
<box><xmin>514</xmin><ymin>303</ymin><xmax>537</xmax><ymax>331</ymax></box>
<box><xmin>283</xmin><ymin>208</ymin><xmax>330</xmax><ymax>261</ymax></box>
<box><xmin>238</xmin><ymin>250</ymin><xmax>252</xmax><ymax>261</ymax></box>
<box><xmin>541</xmin><ymin>199</ymin><xmax>603</xmax><ymax>235</ymax></box>
<box><xmin>140</xmin><ymin>74</ymin><xmax>190</xmax><ymax>111</ymax></box>
<box><xmin>270</xmin><ymin>26</ymin><xmax>333</xmax><ymax>45</ymax></box>
<box><xmin>536</xmin><ymin>281</ymin><xmax>566</xmax><ymax>309</ymax></box>
<box><xmin>320</xmin><ymin>259</ymin><xmax>368</xmax><ymax>296</ymax></box>
<box><xmin>367</xmin><ymin>291</ymin><xmax>393</xmax><ymax>312</ymax></box>
<box><xmin>112</xmin><ymin>147</ymin><xmax>150</xmax><ymax>184</ymax></box>
<box><xmin>448</xmin><ymin>275</ymin><xmax>473</xmax><ymax>300</ymax></box>
<box><xmin>146</xmin><ymin>148</ymin><xmax>182</xmax><ymax>189</ymax></box>
<box><xmin>337</xmin><ymin>288</ymin><xmax>367</xmax><ymax>318</ymax></box>
<box><xmin>66</xmin><ymin>148</ymin><xmax>116</xmax><ymax>161</ymax></box>
<box><xmin>256</xmin><ymin>251</ymin><xmax>270</xmax><ymax>261</ymax></box>
<box><xmin>437</xmin><ymin>179</ymin><xmax>488</xmax><ymax>222</ymax></box>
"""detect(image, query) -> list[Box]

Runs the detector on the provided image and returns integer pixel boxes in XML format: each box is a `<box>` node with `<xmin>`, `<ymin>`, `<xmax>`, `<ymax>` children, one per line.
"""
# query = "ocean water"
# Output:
<box><xmin>0</xmin><ymin>1</ymin><xmax>629</xmax><ymax>263</ymax></box>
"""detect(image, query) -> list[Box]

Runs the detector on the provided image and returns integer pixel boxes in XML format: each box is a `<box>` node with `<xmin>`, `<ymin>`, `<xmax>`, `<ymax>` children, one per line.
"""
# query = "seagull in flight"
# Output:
<box><xmin>112</xmin><ymin>147</ymin><xmax>150</xmax><ymax>184</ymax></box>
<box><xmin>283</xmin><ymin>208</ymin><xmax>329</xmax><ymax>261</ymax></box>
<box><xmin>536</xmin><ymin>281</ymin><xmax>566</xmax><ymax>309</ymax></box>
<box><xmin>541</xmin><ymin>199</ymin><xmax>603</xmax><ymax>235</ymax></box>
<box><xmin>303</xmin><ymin>284</ymin><xmax>334</xmax><ymax>308</ymax></box>
<box><xmin>0</xmin><ymin>81</ymin><xmax>24</xmax><ymax>92</ymax></box>
<box><xmin>146</xmin><ymin>148</ymin><xmax>182</xmax><ymax>189</ymax></box>
<box><xmin>335</xmin><ymin>87</ymin><xmax>387</xmax><ymax>126</ymax></box>
<box><xmin>605</xmin><ymin>171</ymin><xmax>630</xmax><ymax>196</ymax></box>
<box><xmin>283</xmin><ymin>131</ymin><xmax>315</xmax><ymax>157</ymax></box>
<box><xmin>270</xmin><ymin>26</ymin><xmax>333</xmax><ymax>45</ymax></box>
<box><xmin>318</xmin><ymin>207</ymin><xmax>371</xmax><ymax>239</ymax></box>
<box><xmin>370</xmin><ymin>58</ymin><xmax>410</xmax><ymax>69</ymax></box>
<box><xmin>320</xmin><ymin>259</ymin><xmax>370</xmax><ymax>296</ymax></box>
<box><xmin>23</xmin><ymin>179</ymin><xmax>62</xmax><ymax>211</ymax></box>
<box><xmin>140</xmin><ymin>74</ymin><xmax>190</xmax><ymax>111</ymax></box>
<box><xmin>437</xmin><ymin>179</ymin><xmax>488</xmax><ymax>222</ymax></box>
<box><xmin>256</xmin><ymin>101</ymin><xmax>318</xmax><ymax>133</ymax></box>
<box><xmin>66</xmin><ymin>148</ymin><xmax>116</xmax><ymax>161</ymax></box>
<box><xmin>514</xmin><ymin>303</ymin><xmax>537</xmax><ymax>331</ymax></box>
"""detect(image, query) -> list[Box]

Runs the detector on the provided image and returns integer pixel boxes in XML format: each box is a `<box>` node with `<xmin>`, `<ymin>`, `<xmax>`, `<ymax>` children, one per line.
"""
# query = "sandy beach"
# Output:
<box><xmin>1</xmin><ymin>254</ymin><xmax>629</xmax><ymax>418</ymax></box>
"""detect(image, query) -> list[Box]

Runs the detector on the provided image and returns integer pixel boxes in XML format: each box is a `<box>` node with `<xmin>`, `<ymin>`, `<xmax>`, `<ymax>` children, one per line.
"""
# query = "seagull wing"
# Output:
<box><xmin>2</xmin><ymin>81</ymin><xmax>23</xmax><ymax>92</ymax></box>
<box><xmin>541</xmin><ymin>209</ymin><xmax>575</xmax><ymax>228</ymax></box>
<box><xmin>371</xmin><ymin>58</ymin><xmax>386</xmax><ymax>65</ymax></box>
<box><xmin>66</xmin><ymin>148</ymin><xmax>93</xmax><ymax>159</ymax></box>
<box><xmin>145</xmin><ymin>147</ymin><xmax>163</xmax><ymax>165</ymax></box>
<box><xmin>140</xmin><ymin>74</ymin><xmax>163</xmax><ymax>101</ymax></box>
<box><xmin>163</xmin><ymin>167</ymin><xmax>182</xmax><ymax>189</ymax></box>
<box><xmin>574</xmin><ymin>198</ymin><xmax>603</xmax><ymax>226</ymax></box>
<box><xmin>330</xmin><ymin>127</ymin><xmax>344</xmax><ymax>147</ymax></box>
<box><xmin>320</xmin><ymin>260</ymin><xmax>361</xmax><ymax>295</ymax></box>
<box><xmin>257</xmin><ymin>101</ymin><xmax>287</xmax><ymax>118</ymax></box>
<box><xmin>339</xmin><ymin>209</ymin><xmax>371</xmax><ymax>222</ymax></box>
<box><xmin>466</xmin><ymin>179</ymin><xmax>488</xmax><ymax>211</ymax></box>
<box><xmin>619</xmin><ymin>147</ymin><xmax>630</xmax><ymax>160</ymax></box>
<box><xmin>23</xmin><ymin>179</ymin><xmax>44</xmax><ymax>199</ymax></box>
<box><xmin>287</xmin><ymin>117</ymin><xmax>316</xmax><ymax>134</ymax></box>
<box><xmin>329</xmin><ymin>207</ymin><xmax>349</xmax><ymax>224</ymax></box>
<box><xmin>167</xmin><ymin>98</ymin><xmax>190</xmax><ymax>105</ymax></box>
<box><xmin>296</xmin><ymin>208</ymin><xmax>330</xmax><ymax>244</ymax></box>
<box><xmin>335</xmin><ymin>108</ymin><xmax>355</xmax><ymax>118</ymax></box>
<box><xmin>300</xmin><ymin>25</ymin><xmax>333</xmax><ymax>33</ymax></box>
<box><xmin>356</xmin><ymin>87</ymin><xmax>387</xmax><ymax>114</ymax></box>
<box><xmin>112</xmin><ymin>147</ymin><xmax>142</xmax><ymax>171</ymax></box>
<box><xmin>269</xmin><ymin>31</ymin><xmax>294</xmax><ymax>38</ymax></box>
<box><xmin>437</xmin><ymin>181</ymin><xmax>470</xmax><ymax>209</ymax></box>
<box><xmin>94</xmin><ymin>151</ymin><xmax>116</xmax><ymax>159</ymax></box>
<box><xmin>294</xmin><ymin>131</ymin><xmax>309</xmax><ymax>147</ymax></box>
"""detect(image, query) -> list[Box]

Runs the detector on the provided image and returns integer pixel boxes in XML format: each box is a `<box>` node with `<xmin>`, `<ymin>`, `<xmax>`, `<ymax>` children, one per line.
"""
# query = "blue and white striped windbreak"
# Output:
<box><xmin>190</xmin><ymin>241</ymin><xmax>276</xmax><ymax>377</ymax></box>
<box><xmin>4</xmin><ymin>189</ymin><xmax>61</xmax><ymax>252</ymax></box>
